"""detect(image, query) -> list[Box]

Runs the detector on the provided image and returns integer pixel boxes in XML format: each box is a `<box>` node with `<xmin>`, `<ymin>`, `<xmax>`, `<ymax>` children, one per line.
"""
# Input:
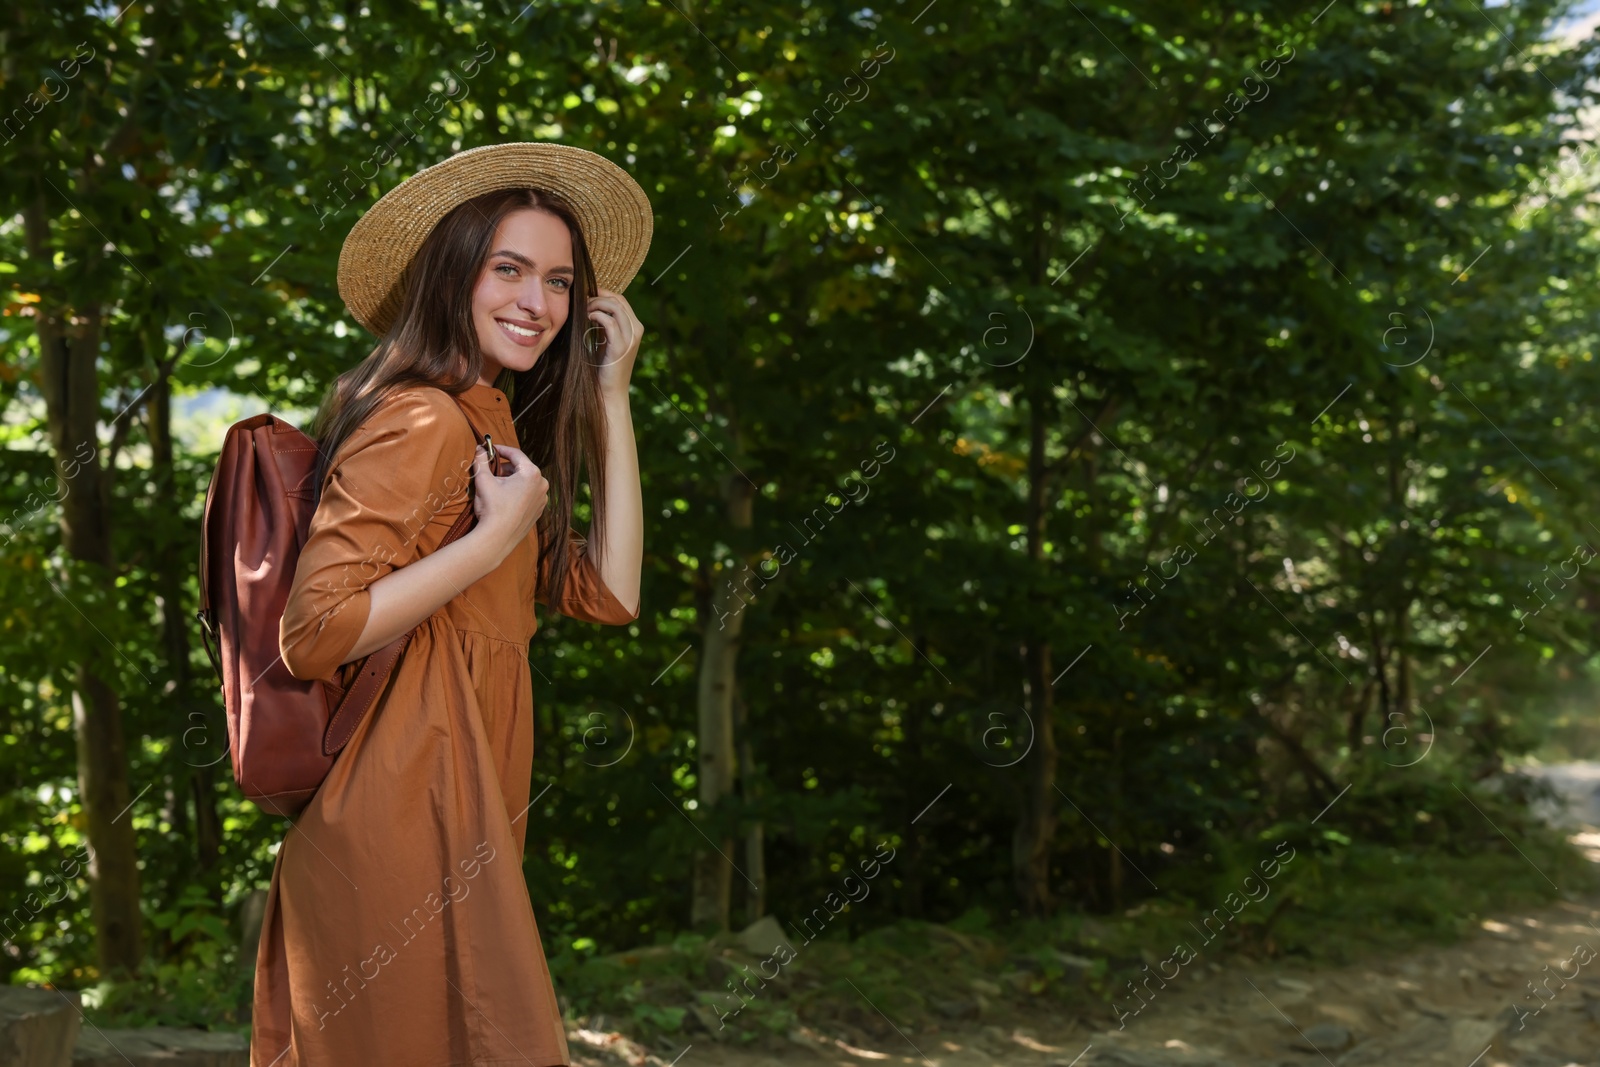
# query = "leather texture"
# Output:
<box><xmin>197</xmin><ymin>388</ymin><xmax>509</xmax><ymax>819</ymax></box>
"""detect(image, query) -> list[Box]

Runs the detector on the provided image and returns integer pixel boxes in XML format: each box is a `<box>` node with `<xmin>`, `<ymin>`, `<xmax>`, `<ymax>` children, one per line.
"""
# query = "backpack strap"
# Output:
<box><xmin>447</xmin><ymin>390</ymin><xmax>514</xmax><ymax>476</ymax></box>
<box><xmin>320</xmin><ymin>391</ymin><xmax>505</xmax><ymax>759</ymax></box>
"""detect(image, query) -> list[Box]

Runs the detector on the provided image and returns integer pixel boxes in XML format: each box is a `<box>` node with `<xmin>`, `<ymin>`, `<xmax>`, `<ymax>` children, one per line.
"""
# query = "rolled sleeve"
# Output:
<box><xmin>536</xmin><ymin>526</ymin><xmax>640</xmax><ymax>626</ymax></box>
<box><xmin>279</xmin><ymin>388</ymin><xmax>479</xmax><ymax>680</ymax></box>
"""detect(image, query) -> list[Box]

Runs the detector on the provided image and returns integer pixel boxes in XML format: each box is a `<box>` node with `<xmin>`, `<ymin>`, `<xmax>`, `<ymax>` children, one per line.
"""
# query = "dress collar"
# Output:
<box><xmin>458</xmin><ymin>380</ymin><xmax>509</xmax><ymax>413</ymax></box>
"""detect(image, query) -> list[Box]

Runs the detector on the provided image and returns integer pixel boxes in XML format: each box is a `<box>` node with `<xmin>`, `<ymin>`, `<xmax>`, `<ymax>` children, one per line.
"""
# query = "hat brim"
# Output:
<box><xmin>338</xmin><ymin>142</ymin><xmax>654</xmax><ymax>336</ymax></box>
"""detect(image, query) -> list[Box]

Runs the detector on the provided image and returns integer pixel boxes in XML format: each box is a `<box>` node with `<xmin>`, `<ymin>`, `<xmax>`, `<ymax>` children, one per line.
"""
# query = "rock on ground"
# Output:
<box><xmin>72</xmin><ymin>1026</ymin><xmax>247</xmax><ymax>1067</ymax></box>
<box><xmin>0</xmin><ymin>986</ymin><xmax>79</xmax><ymax>1067</ymax></box>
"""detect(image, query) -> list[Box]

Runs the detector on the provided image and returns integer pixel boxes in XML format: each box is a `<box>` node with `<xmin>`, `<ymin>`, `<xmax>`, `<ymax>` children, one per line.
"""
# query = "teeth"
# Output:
<box><xmin>500</xmin><ymin>321</ymin><xmax>539</xmax><ymax>337</ymax></box>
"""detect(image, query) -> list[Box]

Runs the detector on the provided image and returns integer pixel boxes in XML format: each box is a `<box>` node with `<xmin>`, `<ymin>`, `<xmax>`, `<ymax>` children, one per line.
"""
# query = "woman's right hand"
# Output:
<box><xmin>469</xmin><ymin>443</ymin><xmax>547</xmax><ymax>565</ymax></box>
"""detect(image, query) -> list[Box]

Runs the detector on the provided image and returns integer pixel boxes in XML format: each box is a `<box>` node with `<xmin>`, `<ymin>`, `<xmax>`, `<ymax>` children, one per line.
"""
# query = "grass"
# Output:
<box><xmin>41</xmin><ymin>798</ymin><xmax>1599</xmax><ymax>1047</ymax></box>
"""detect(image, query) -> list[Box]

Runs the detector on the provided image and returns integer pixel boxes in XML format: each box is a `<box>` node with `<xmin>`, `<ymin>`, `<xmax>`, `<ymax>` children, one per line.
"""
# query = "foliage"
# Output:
<box><xmin>551</xmin><ymin>806</ymin><xmax>1593</xmax><ymax>1045</ymax></box>
<box><xmin>3</xmin><ymin>0</ymin><xmax>1600</xmax><ymax>1035</ymax></box>
<box><xmin>77</xmin><ymin>885</ymin><xmax>252</xmax><ymax>1032</ymax></box>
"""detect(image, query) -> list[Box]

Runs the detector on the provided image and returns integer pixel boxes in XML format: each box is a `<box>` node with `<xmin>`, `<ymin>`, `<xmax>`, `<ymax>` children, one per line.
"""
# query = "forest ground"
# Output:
<box><xmin>569</xmin><ymin>766</ymin><xmax>1600</xmax><ymax>1067</ymax></box>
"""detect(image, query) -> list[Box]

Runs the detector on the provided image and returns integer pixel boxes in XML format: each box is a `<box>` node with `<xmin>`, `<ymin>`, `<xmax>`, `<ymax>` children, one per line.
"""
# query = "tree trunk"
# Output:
<box><xmin>1108</xmin><ymin>726</ymin><xmax>1124</xmax><ymax>911</ymax></box>
<box><xmin>1347</xmin><ymin>679</ymin><xmax>1374</xmax><ymax>753</ymax></box>
<box><xmin>903</xmin><ymin>636</ymin><xmax>929</xmax><ymax>920</ymax></box>
<box><xmin>734</xmin><ymin>690</ymin><xmax>765</xmax><ymax>925</ymax></box>
<box><xmin>1370</xmin><ymin>619</ymin><xmax>1392</xmax><ymax>723</ymax></box>
<box><xmin>691</xmin><ymin>471</ymin><xmax>753</xmax><ymax>930</ymax></box>
<box><xmin>149</xmin><ymin>371</ymin><xmax>220</xmax><ymax>873</ymax></box>
<box><xmin>1396</xmin><ymin>646</ymin><xmax>1412</xmax><ymax>717</ymax></box>
<box><xmin>27</xmin><ymin>199</ymin><xmax>144</xmax><ymax>975</ymax></box>
<box><xmin>68</xmin><ymin>671</ymin><xmax>142</xmax><ymax>973</ymax></box>
<box><xmin>1012</xmin><ymin>377</ymin><xmax>1058</xmax><ymax>917</ymax></box>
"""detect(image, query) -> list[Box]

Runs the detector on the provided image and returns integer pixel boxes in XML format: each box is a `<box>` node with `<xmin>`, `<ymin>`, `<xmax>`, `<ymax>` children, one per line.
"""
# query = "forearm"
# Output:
<box><xmin>596</xmin><ymin>390</ymin><xmax>644</xmax><ymax>614</ymax></box>
<box><xmin>343</xmin><ymin>530</ymin><xmax>503</xmax><ymax>662</ymax></box>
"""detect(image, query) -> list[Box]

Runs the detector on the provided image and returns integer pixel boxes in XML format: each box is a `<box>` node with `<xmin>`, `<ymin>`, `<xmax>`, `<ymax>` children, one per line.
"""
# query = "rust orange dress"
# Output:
<box><xmin>251</xmin><ymin>381</ymin><xmax>638</xmax><ymax>1067</ymax></box>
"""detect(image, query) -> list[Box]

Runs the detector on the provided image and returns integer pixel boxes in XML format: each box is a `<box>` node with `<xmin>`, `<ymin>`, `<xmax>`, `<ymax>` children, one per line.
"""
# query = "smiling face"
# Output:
<box><xmin>470</xmin><ymin>207</ymin><xmax>575</xmax><ymax>384</ymax></box>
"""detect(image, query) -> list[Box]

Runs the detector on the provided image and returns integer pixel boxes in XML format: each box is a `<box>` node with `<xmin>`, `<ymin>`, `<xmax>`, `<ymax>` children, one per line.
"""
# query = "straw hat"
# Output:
<box><xmin>338</xmin><ymin>142</ymin><xmax>655</xmax><ymax>336</ymax></box>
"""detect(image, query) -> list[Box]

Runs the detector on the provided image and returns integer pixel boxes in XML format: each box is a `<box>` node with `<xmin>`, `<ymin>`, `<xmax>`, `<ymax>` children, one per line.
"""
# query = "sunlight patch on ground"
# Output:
<box><xmin>1571</xmin><ymin>830</ymin><xmax>1600</xmax><ymax>862</ymax></box>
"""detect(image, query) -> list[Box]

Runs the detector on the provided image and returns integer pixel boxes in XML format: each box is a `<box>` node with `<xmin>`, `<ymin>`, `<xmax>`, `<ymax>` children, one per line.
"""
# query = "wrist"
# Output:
<box><xmin>463</xmin><ymin>522</ymin><xmax>512</xmax><ymax>572</ymax></box>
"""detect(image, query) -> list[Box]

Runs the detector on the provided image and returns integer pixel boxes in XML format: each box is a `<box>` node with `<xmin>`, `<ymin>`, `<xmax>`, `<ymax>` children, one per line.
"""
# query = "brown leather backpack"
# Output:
<box><xmin>196</xmin><ymin>391</ymin><xmax>505</xmax><ymax>819</ymax></box>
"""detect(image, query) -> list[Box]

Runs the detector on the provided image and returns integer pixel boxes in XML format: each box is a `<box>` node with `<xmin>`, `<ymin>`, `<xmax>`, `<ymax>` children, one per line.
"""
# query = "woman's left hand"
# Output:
<box><xmin>587</xmin><ymin>287</ymin><xmax>644</xmax><ymax>397</ymax></box>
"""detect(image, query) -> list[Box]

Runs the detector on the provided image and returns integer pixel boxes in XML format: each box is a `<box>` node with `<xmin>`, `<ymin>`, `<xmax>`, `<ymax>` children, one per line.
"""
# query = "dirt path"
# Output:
<box><xmin>569</xmin><ymin>770</ymin><xmax>1600</xmax><ymax>1067</ymax></box>
<box><xmin>569</xmin><ymin>879</ymin><xmax>1591</xmax><ymax>1067</ymax></box>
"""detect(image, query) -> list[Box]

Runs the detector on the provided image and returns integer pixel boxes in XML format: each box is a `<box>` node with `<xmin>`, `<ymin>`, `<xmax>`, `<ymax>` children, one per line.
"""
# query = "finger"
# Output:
<box><xmin>493</xmin><ymin>445</ymin><xmax>533</xmax><ymax>471</ymax></box>
<box><xmin>604</xmin><ymin>318</ymin><xmax>630</xmax><ymax>357</ymax></box>
<box><xmin>471</xmin><ymin>453</ymin><xmax>495</xmax><ymax>494</ymax></box>
<box><xmin>587</xmin><ymin>319</ymin><xmax>616</xmax><ymax>360</ymax></box>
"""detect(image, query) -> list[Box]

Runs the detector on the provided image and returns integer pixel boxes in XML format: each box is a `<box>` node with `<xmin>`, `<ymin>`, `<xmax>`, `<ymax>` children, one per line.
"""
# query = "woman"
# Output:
<box><xmin>251</xmin><ymin>143</ymin><xmax>652</xmax><ymax>1067</ymax></box>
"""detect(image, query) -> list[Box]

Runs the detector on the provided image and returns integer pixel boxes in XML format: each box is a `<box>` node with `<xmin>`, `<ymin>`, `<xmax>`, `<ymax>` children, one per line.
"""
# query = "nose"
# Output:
<box><xmin>516</xmin><ymin>276</ymin><xmax>548</xmax><ymax>319</ymax></box>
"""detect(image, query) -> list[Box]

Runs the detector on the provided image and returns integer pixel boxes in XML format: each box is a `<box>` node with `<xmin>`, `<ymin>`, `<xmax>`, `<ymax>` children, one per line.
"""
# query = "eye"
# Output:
<box><xmin>550</xmin><ymin>277</ymin><xmax>571</xmax><ymax>291</ymax></box>
<box><xmin>494</xmin><ymin>262</ymin><xmax>519</xmax><ymax>277</ymax></box>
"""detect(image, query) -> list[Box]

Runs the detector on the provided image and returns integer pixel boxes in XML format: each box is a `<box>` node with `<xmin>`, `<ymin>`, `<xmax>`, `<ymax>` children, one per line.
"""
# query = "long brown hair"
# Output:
<box><xmin>308</xmin><ymin>187</ymin><xmax>612</xmax><ymax>609</ymax></box>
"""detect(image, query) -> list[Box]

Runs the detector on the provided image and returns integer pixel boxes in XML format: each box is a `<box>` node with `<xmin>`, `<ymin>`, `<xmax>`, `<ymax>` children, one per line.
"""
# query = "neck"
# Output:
<box><xmin>468</xmin><ymin>354</ymin><xmax>503</xmax><ymax>389</ymax></box>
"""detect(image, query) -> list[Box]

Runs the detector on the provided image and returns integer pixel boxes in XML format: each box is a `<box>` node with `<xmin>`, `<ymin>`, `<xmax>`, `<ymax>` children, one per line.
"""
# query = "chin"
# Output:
<box><xmin>494</xmin><ymin>347</ymin><xmax>543</xmax><ymax>373</ymax></box>
<box><xmin>481</xmin><ymin>338</ymin><xmax>548</xmax><ymax>377</ymax></box>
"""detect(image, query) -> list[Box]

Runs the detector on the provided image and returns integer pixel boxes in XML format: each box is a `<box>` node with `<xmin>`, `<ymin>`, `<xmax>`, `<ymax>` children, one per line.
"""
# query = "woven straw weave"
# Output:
<box><xmin>338</xmin><ymin>142</ymin><xmax>655</xmax><ymax>336</ymax></box>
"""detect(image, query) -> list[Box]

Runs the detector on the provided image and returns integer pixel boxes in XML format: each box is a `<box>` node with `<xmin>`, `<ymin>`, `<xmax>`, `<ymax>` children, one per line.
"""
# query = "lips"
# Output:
<box><xmin>495</xmin><ymin>318</ymin><xmax>544</xmax><ymax>347</ymax></box>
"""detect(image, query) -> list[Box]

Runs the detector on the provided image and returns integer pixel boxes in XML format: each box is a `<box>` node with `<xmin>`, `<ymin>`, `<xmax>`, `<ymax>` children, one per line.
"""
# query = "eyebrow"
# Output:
<box><xmin>489</xmin><ymin>249</ymin><xmax>574</xmax><ymax>275</ymax></box>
